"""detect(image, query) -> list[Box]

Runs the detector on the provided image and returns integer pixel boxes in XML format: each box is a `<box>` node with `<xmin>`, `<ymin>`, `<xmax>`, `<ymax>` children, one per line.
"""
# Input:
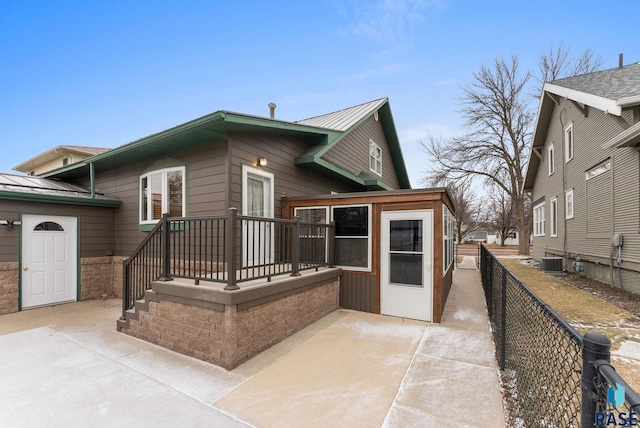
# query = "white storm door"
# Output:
<box><xmin>242</xmin><ymin>165</ymin><xmax>274</xmax><ymax>267</ymax></box>
<box><xmin>21</xmin><ymin>215</ymin><xmax>78</xmax><ymax>309</ymax></box>
<box><xmin>380</xmin><ymin>210</ymin><xmax>433</xmax><ymax>322</ymax></box>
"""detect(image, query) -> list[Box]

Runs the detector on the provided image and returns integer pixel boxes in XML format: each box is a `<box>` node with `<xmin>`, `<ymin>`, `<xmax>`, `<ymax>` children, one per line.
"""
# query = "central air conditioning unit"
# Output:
<box><xmin>541</xmin><ymin>257</ymin><xmax>563</xmax><ymax>272</ymax></box>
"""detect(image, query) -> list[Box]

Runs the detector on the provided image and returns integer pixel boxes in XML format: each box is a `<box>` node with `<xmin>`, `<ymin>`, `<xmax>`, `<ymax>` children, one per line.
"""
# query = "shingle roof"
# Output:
<box><xmin>296</xmin><ymin>98</ymin><xmax>388</xmax><ymax>131</ymax></box>
<box><xmin>550</xmin><ymin>62</ymin><xmax>640</xmax><ymax>101</ymax></box>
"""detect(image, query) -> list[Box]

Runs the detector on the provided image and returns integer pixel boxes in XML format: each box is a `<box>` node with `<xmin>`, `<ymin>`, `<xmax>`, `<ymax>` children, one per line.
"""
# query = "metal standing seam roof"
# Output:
<box><xmin>0</xmin><ymin>173</ymin><xmax>120</xmax><ymax>205</ymax></box>
<box><xmin>295</xmin><ymin>98</ymin><xmax>388</xmax><ymax>131</ymax></box>
<box><xmin>549</xmin><ymin>62</ymin><xmax>640</xmax><ymax>101</ymax></box>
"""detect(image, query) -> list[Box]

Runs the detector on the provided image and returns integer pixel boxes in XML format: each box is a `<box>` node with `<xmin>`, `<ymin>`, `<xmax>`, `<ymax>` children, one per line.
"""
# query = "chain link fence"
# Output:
<box><xmin>480</xmin><ymin>245</ymin><xmax>640</xmax><ymax>427</ymax></box>
<box><xmin>481</xmin><ymin>245</ymin><xmax>584</xmax><ymax>427</ymax></box>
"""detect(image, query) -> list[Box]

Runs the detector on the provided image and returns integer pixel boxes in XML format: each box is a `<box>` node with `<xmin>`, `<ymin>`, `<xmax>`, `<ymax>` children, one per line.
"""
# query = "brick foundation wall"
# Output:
<box><xmin>0</xmin><ymin>257</ymin><xmax>125</xmax><ymax>315</ymax></box>
<box><xmin>121</xmin><ymin>275</ymin><xmax>340</xmax><ymax>369</ymax></box>
<box><xmin>0</xmin><ymin>262</ymin><xmax>19</xmax><ymax>315</ymax></box>
<box><xmin>81</xmin><ymin>256</ymin><xmax>125</xmax><ymax>300</ymax></box>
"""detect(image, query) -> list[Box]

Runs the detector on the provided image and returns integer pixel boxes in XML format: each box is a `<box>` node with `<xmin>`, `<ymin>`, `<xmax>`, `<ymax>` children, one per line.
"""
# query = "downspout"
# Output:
<box><xmin>90</xmin><ymin>162</ymin><xmax>96</xmax><ymax>199</ymax></box>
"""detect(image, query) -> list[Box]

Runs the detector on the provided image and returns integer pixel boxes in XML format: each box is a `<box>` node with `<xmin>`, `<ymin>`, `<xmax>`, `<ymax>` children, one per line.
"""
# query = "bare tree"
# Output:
<box><xmin>427</xmin><ymin>179</ymin><xmax>481</xmax><ymax>243</ymax></box>
<box><xmin>423</xmin><ymin>49</ymin><xmax>603</xmax><ymax>256</ymax></box>
<box><xmin>483</xmin><ymin>185</ymin><xmax>516</xmax><ymax>246</ymax></box>
<box><xmin>422</xmin><ymin>56</ymin><xmax>533</xmax><ymax>255</ymax></box>
<box><xmin>531</xmin><ymin>45</ymin><xmax>604</xmax><ymax>97</ymax></box>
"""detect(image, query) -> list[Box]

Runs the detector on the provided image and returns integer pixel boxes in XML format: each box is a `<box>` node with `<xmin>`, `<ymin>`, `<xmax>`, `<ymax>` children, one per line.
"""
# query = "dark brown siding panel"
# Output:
<box><xmin>85</xmin><ymin>140</ymin><xmax>228</xmax><ymax>256</ymax></box>
<box><xmin>339</xmin><ymin>272</ymin><xmax>375</xmax><ymax>312</ymax></box>
<box><xmin>323</xmin><ymin>116</ymin><xmax>401</xmax><ymax>189</ymax></box>
<box><xmin>0</xmin><ymin>200</ymin><xmax>116</xmax><ymax>262</ymax></box>
<box><xmin>229</xmin><ymin>132</ymin><xmax>362</xmax><ymax>216</ymax></box>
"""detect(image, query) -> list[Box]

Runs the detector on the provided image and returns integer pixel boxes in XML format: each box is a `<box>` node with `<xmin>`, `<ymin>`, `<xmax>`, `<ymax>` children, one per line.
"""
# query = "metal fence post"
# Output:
<box><xmin>327</xmin><ymin>221</ymin><xmax>336</xmax><ymax>268</ymax></box>
<box><xmin>581</xmin><ymin>332</ymin><xmax>611</xmax><ymax>428</ymax></box>
<box><xmin>291</xmin><ymin>216</ymin><xmax>301</xmax><ymax>277</ymax></box>
<box><xmin>500</xmin><ymin>264</ymin><xmax>507</xmax><ymax>371</ymax></box>
<box><xmin>224</xmin><ymin>208</ymin><xmax>239</xmax><ymax>291</ymax></box>
<box><xmin>158</xmin><ymin>213</ymin><xmax>173</xmax><ymax>281</ymax></box>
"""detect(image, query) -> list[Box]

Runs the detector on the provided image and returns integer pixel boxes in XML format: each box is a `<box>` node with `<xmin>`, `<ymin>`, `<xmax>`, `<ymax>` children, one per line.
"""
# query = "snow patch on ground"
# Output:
<box><xmin>452</xmin><ymin>307</ymin><xmax>486</xmax><ymax>324</ymax></box>
<box><xmin>612</xmin><ymin>340</ymin><xmax>640</xmax><ymax>361</ymax></box>
<box><xmin>344</xmin><ymin>319</ymin><xmax>425</xmax><ymax>341</ymax></box>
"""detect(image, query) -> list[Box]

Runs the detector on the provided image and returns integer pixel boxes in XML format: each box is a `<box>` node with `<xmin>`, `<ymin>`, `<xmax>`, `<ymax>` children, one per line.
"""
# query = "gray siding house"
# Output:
<box><xmin>524</xmin><ymin>62</ymin><xmax>640</xmax><ymax>295</ymax></box>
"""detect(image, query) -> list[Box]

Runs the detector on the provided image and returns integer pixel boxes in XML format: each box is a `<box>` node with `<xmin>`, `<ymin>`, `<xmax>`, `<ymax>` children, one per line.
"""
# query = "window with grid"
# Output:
<box><xmin>369</xmin><ymin>140</ymin><xmax>382</xmax><ymax>176</ymax></box>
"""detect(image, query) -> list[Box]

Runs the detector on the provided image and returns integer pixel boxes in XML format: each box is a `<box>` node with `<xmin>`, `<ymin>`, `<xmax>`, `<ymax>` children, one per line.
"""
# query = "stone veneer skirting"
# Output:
<box><xmin>118</xmin><ymin>268</ymin><xmax>341</xmax><ymax>370</ymax></box>
<box><xmin>0</xmin><ymin>262</ymin><xmax>19</xmax><ymax>315</ymax></box>
<box><xmin>0</xmin><ymin>257</ymin><xmax>125</xmax><ymax>315</ymax></box>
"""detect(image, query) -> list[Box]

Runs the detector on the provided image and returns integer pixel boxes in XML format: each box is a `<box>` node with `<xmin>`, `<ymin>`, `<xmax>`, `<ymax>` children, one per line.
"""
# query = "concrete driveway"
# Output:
<box><xmin>0</xmin><ymin>257</ymin><xmax>506</xmax><ymax>427</ymax></box>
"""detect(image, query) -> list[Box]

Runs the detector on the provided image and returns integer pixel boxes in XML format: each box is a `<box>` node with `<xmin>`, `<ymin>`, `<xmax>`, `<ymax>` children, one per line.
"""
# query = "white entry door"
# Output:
<box><xmin>380</xmin><ymin>210</ymin><xmax>433</xmax><ymax>322</ymax></box>
<box><xmin>242</xmin><ymin>165</ymin><xmax>274</xmax><ymax>266</ymax></box>
<box><xmin>21</xmin><ymin>215</ymin><xmax>78</xmax><ymax>309</ymax></box>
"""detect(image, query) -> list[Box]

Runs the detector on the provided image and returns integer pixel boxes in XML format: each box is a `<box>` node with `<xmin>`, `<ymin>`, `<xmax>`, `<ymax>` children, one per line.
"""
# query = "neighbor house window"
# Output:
<box><xmin>565</xmin><ymin>189</ymin><xmax>574</xmax><ymax>219</ymax></box>
<box><xmin>140</xmin><ymin>166</ymin><xmax>186</xmax><ymax>224</ymax></box>
<box><xmin>369</xmin><ymin>140</ymin><xmax>382</xmax><ymax>176</ymax></box>
<box><xmin>585</xmin><ymin>159</ymin><xmax>610</xmax><ymax>180</ymax></box>
<box><xmin>550</xmin><ymin>197</ymin><xmax>558</xmax><ymax>237</ymax></box>
<box><xmin>548</xmin><ymin>143</ymin><xmax>555</xmax><ymax>175</ymax></box>
<box><xmin>332</xmin><ymin>205</ymin><xmax>371</xmax><ymax>270</ymax></box>
<box><xmin>564</xmin><ymin>123</ymin><xmax>574</xmax><ymax>162</ymax></box>
<box><xmin>533</xmin><ymin>202</ymin><xmax>545</xmax><ymax>237</ymax></box>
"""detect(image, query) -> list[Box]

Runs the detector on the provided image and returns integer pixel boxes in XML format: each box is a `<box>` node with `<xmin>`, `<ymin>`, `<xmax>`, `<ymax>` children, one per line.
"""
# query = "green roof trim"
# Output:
<box><xmin>42</xmin><ymin>100</ymin><xmax>410</xmax><ymax>190</ymax></box>
<box><xmin>0</xmin><ymin>190</ymin><xmax>122</xmax><ymax>207</ymax></box>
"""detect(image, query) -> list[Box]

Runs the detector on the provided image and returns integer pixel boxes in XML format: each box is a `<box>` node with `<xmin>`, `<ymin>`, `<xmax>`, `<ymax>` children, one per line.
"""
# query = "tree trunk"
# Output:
<box><xmin>515</xmin><ymin>195</ymin><xmax>530</xmax><ymax>255</ymax></box>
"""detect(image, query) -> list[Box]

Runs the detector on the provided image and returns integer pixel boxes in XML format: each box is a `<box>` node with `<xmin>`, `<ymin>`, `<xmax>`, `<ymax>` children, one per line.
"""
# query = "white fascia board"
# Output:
<box><xmin>617</xmin><ymin>95</ymin><xmax>640</xmax><ymax>108</ymax></box>
<box><xmin>544</xmin><ymin>83</ymin><xmax>622</xmax><ymax>116</ymax></box>
<box><xmin>601</xmin><ymin>120</ymin><xmax>640</xmax><ymax>149</ymax></box>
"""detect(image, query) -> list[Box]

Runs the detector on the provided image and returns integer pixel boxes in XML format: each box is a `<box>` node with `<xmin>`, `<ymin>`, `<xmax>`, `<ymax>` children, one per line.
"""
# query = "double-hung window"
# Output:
<box><xmin>564</xmin><ymin>123</ymin><xmax>574</xmax><ymax>162</ymax></box>
<box><xmin>332</xmin><ymin>205</ymin><xmax>371</xmax><ymax>270</ymax></box>
<box><xmin>533</xmin><ymin>202</ymin><xmax>545</xmax><ymax>237</ymax></box>
<box><xmin>565</xmin><ymin>189</ymin><xmax>574</xmax><ymax>219</ymax></box>
<box><xmin>140</xmin><ymin>166</ymin><xmax>186</xmax><ymax>224</ymax></box>
<box><xmin>369</xmin><ymin>140</ymin><xmax>382</xmax><ymax>176</ymax></box>
<box><xmin>550</xmin><ymin>197</ymin><xmax>558</xmax><ymax>237</ymax></box>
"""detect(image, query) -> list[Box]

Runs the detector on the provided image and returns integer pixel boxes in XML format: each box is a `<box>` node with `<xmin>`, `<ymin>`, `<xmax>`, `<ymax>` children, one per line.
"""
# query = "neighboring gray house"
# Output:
<box><xmin>523</xmin><ymin>61</ymin><xmax>640</xmax><ymax>295</ymax></box>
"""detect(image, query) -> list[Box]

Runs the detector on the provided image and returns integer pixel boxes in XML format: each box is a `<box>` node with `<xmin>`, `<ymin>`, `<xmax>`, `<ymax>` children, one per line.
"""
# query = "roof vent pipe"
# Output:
<box><xmin>268</xmin><ymin>103</ymin><xmax>276</xmax><ymax>119</ymax></box>
<box><xmin>619</xmin><ymin>53</ymin><xmax>624</xmax><ymax>68</ymax></box>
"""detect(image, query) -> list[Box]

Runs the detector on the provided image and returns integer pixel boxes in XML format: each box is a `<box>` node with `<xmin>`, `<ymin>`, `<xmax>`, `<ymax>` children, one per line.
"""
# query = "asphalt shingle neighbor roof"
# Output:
<box><xmin>549</xmin><ymin>62</ymin><xmax>640</xmax><ymax>101</ymax></box>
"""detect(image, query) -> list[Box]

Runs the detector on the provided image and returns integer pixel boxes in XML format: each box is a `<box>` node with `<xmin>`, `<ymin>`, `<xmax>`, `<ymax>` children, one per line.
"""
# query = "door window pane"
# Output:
<box><xmin>390</xmin><ymin>254</ymin><xmax>423</xmax><ymax>286</ymax></box>
<box><xmin>247</xmin><ymin>177</ymin><xmax>265</xmax><ymax>216</ymax></box>
<box><xmin>390</xmin><ymin>220</ymin><xmax>422</xmax><ymax>252</ymax></box>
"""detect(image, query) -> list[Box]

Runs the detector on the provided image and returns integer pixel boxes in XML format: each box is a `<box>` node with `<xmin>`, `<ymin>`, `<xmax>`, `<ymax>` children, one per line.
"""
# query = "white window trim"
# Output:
<box><xmin>533</xmin><ymin>202</ymin><xmax>545</xmax><ymax>237</ymax></box>
<box><xmin>565</xmin><ymin>189</ymin><xmax>574</xmax><ymax>219</ymax></box>
<box><xmin>443</xmin><ymin>205</ymin><xmax>454</xmax><ymax>275</ymax></box>
<box><xmin>550</xmin><ymin>197</ymin><xmax>558</xmax><ymax>237</ymax></box>
<box><xmin>331</xmin><ymin>204</ymin><xmax>372</xmax><ymax>272</ymax></box>
<box><xmin>564</xmin><ymin>123</ymin><xmax>574</xmax><ymax>163</ymax></box>
<box><xmin>139</xmin><ymin>166</ymin><xmax>186</xmax><ymax>224</ymax></box>
<box><xmin>369</xmin><ymin>139</ymin><xmax>382</xmax><ymax>177</ymax></box>
<box><xmin>548</xmin><ymin>143</ymin><xmax>555</xmax><ymax>175</ymax></box>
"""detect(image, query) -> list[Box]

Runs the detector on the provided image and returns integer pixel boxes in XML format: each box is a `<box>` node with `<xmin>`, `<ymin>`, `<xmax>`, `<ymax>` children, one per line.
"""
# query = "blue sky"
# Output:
<box><xmin>1</xmin><ymin>1</ymin><xmax>637</xmax><ymax>186</ymax></box>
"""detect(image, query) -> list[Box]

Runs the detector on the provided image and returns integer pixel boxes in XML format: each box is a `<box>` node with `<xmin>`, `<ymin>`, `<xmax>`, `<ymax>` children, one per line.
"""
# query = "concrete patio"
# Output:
<box><xmin>0</xmin><ymin>257</ymin><xmax>505</xmax><ymax>427</ymax></box>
